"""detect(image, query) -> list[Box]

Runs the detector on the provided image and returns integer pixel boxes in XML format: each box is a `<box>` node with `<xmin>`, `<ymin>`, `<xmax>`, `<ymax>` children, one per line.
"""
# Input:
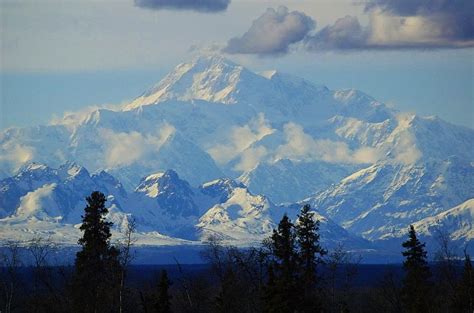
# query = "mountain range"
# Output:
<box><xmin>1</xmin><ymin>55</ymin><xmax>473</xmax><ymax>256</ymax></box>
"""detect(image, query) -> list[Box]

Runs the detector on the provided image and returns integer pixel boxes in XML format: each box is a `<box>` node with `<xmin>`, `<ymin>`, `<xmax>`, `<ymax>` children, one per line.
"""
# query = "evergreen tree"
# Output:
<box><xmin>262</xmin><ymin>264</ymin><xmax>277</xmax><ymax>313</ymax></box>
<box><xmin>295</xmin><ymin>204</ymin><xmax>326</xmax><ymax>312</ymax></box>
<box><xmin>265</xmin><ymin>214</ymin><xmax>298</xmax><ymax>313</ymax></box>
<box><xmin>453</xmin><ymin>251</ymin><xmax>474</xmax><ymax>312</ymax></box>
<box><xmin>155</xmin><ymin>270</ymin><xmax>172</xmax><ymax>313</ymax></box>
<box><xmin>72</xmin><ymin>191</ymin><xmax>121</xmax><ymax>313</ymax></box>
<box><xmin>401</xmin><ymin>225</ymin><xmax>431</xmax><ymax>313</ymax></box>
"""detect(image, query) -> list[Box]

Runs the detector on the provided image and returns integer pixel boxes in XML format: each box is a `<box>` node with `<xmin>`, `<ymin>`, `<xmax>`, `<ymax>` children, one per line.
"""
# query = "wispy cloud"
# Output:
<box><xmin>100</xmin><ymin>123</ymin><xmax>175</xmax><ymax>168</ymax></box>
<box><xmin>134</xmin><ymin>0</ymin><xmax>230</xmax><ymax>13</ymax></box>
<box><xmin>0</xmin><ymin>143</ymin><xmax>35</xmax><ymax>172</ymax></box>
<box><xmin>234</xmin><ymin>146</ymin><xmax>268</xmax><ymax>172</ymax></box>
<box><xmin>275</xmin><ymin>122</ymin><xmax>383</xmax><ymax>164</ymax></box>
<box><xmin>50</xmin><ymin>103</ymin><xmax>124</xmax><ymax>131</ymax></box>
<box><xmin>16</xmin><ymin>183</ymin><xmax>60</xmax><ymax>219</ymax></box>
<box><xmin>389</xmin><ymin>113</ymin><xmax>423</xmax><ymax>165</ymax></box>
<box><xmin>208</xmin><ymin>113</ymin><xmax>274</xmax><ymax>164</ymax></box>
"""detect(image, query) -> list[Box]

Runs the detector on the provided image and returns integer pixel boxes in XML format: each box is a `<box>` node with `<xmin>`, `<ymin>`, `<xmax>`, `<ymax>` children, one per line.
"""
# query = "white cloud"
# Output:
<box><xmin>234</xmin><ymin>146</ymin><xmax>268</xmax><ymax>172</ymax></box>
<box><xmin>50</xmin><ymin>103</ymin><xmax>124</xmax><ymax>131</ymax></box>
<box><xmin>385</xmin><ymin>113</ymin><xmax>422</xmax><ymax>165</ymax></box>
<box><xmin>100</xmin><ymin>123</ymin><xmax>175</xmax><ymax>168</ymax></box>
<box><xmin>368</xmin><ymin>11</ymin><xmax>448</xmax><ymax>47</ymax></box>
<box><xmin>208</xmin><ymin>113</ymin><xmax>274</xmax><ymax>164</ymax></box>
<box><xmin>275</xmin><ymin>122</ymin><xmax>383</xmax><ymax>164</ymax></box>
<box><xmin>208</xmin><ymin>116</ymin><xmax>423</xmax><ymax>172</ymax></box>
<box><xmin>392</xmin><ymin>131</ymin><xmax>422</xmax><ymax>165</ymax></box>
<box><xmin>352</xmin><ymin>146</ymin><xmax>384</xmax><ymax>164</ymax></box>
<box><xmin>0</xmin><ymin>143</ymin><xmax>35</xmax><ymax>172</ymax></box>
<box><xmin>210</xmin><ymin>120</ymin><xmax>386</xmax><ymax>172</ymax></box>
<box><xmin>394</xmin><ymin>142</ymin><xmax>421</xmax><ymax>165</ymax></box>
<box><xmin>16</xmin><ymin>183</ymin><xmax>61</xmax><ymax>219</ymax></box>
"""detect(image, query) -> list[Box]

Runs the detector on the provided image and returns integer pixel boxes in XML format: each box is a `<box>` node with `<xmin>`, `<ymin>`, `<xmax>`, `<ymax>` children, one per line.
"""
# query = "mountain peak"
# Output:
<box><xmin>163</xmin><ymin>168</ymin><xmax>179</xmax><ymax>176</ymax></box>
<box><xmin>135</xmin><ymin>169</ymin><xmax>198</xmax><ymax>217</ymax></box>
<box><xmin>58</xmin><ymin>161</ymin><xmax>88</xmax><ymax>178</ymax></box>
<box><xmin>22</xmin><ymin>162</ymin><xmax>49</xmax><ymax>173</ymax></box>
<box><xmin>333</xmin><ymin>89</ymin><xmax>375</xmax><ymax>105</ymax></box>
<box><xmin>123</xmin><ymin>54</ymin><xmax>335</xmax><ymax>113</ymax></box>
<box><xmin>17</xmin><ymin>163</ymin><xmax>57</xmax><ymax>181</ymax></box>
<box><xmin>200</xmin><ymin>178</ymin><xmax>246</xmax><ymax>202</ymax></box>
<box><xmin>189</xmin><ymin>54</ymin><xmax>237</xmax><ymax>69</ymax></box>
<box><xmin>124</xmin><ymin>54</ymin><xmax>248</xmax><ymax>110</ymax></box>
<box><xmin>136</xmin><ymin>169</ymin><xmax>191</xmax><ymax>198</ymax></box>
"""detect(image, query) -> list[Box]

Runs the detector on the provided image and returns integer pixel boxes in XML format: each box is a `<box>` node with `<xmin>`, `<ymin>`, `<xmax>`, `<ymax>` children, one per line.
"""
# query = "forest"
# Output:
<box><xmin>1</xmin><ymin>191</ymin><xmax>473</xmax><ymax>313</ymax></box>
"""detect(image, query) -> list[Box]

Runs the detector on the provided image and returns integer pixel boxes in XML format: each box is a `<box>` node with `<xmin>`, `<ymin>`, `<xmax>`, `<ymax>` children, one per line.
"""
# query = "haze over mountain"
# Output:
<box><xmin>1</xmin><ymin>55</ymin><xmax>472</xmax><ymax>254</ymax></box>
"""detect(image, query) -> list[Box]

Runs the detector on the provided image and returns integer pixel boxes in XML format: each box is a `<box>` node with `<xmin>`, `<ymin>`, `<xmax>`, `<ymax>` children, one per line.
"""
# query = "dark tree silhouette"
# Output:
<box><xmin>264</xmin><ymin>214</ymin><xmax>298</xmax><ymax>313</ymax></box>
<box><xmin>262</xmin><ymin>264</ymin><xmax>277</xmax><ymax>313</ymax></box>
<box><xmin>453</xmin><ymin>251</ymin><xmax>474</xmax><ymax>313</ymax></box>
<box><xmin>155</xmin><ymin>270</ymin><xmax>172</xmax><ymax>313</ymax></box>
<box><xmin>401</xmin><ymin>225</ymin><xmax>431</xmax><ymax>313</ymax></box>
<box><xmin>72</xmin><ymin>191</ymin><xmax>121</xmax><ymax>313</ymax></box>
<box><xmin>295</xmin><ymin>204</ymin><xmax>326</xmax><ymax>312</ymax></box>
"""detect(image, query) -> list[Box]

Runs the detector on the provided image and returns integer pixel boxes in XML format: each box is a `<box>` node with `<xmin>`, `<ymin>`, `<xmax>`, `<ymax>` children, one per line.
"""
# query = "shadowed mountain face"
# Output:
<box><xmin>0</xmin><ymin>55</ymin><xmax>472</xmax><ymax>251</ymax></box>
<box><xmin>135</xmin><ymin>170</ymin><xmax>199</xmax><ymax>217</ymax></box>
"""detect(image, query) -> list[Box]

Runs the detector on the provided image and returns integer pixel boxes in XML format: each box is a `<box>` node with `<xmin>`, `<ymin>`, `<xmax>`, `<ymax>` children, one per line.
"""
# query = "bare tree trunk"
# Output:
<box><xmin>118</xmin><ymin>217</ymin><xmax>136</xmax><ymax>313</ymax></box>
<box><xmin>27</xmin><ymin>236</ymin><xmax>57</xmax><ymax>311</ymax></box>
<box><xmin>1</xmin><ymin>241</ymin><xmax>22</xmax><ymax>313</ymax></box>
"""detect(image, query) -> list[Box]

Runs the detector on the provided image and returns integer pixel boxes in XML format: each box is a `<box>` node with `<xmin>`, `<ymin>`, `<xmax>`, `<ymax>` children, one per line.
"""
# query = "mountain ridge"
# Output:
<box><xmin>0</xmin><ymin>54</ymin><xmax>472</xmax><ymax>252</ymax></box>
<box><xmin>0</xmin><ymin>162</ymin><xmax>367</xmax><ymax>249</ymax></box>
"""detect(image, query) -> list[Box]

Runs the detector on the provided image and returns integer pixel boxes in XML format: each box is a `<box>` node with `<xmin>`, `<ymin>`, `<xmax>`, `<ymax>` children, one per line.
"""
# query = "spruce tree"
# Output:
<box><xmin>262</xmin><ymin>264</ymin><xmax>277</xmax><ymax>313</ymax></box>
<box><xmin>453</xmin><ymin>251</ymin><xmax>474</xmax><ymax>312</ymax></box>
<box><xmin>401</xmin><ymin>225</ymin><xmax>431</xmax><ymax>313</ymax></box>
<box><xmin>295</xmin><ymin>204</ymin><xmax>326</xmax><ymax>312</ymax></box>
<box><xmin>155</xmin><ymin>270</ymin><xmax>172</xmax><ymax>313</ymax></box>
<box><xmin>72</xmin><ymin>191</ymin><xmax>121</xmax><ymax>313</ymax></box>
<box><xmin>265</xmin><ymin>214</ymin><xmax>298</xmax><ymax>313</ymax></box>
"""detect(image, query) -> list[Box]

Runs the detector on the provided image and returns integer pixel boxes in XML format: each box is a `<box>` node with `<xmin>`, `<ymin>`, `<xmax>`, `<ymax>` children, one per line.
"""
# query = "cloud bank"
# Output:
<box><xmin>226</xmin><ymin>1</ymin><xmax>473</xmax><ymax>55</ymax></box>
<box><xmin>275</xmin><ymin>123</ymin><xmax>383</xmax><ymax>164</ymax></box>
<box><xmin>134</xmin><ymin>0</ymin><xmax>230</xmax><ymax>13</ymax></box>
<box><xmin>209</xmin><ymin>119</ymin><xmax>388</xmax><ymax>172</ymax></box>
<box><xmin>223</xmin><ymin>6</ymin><xmax>315</xmax><ymax>55</ymax></box>
<box><xmin>209</xmin><ymin>118</ymin><xmax>423</xmax><ymax>172</ymax></box>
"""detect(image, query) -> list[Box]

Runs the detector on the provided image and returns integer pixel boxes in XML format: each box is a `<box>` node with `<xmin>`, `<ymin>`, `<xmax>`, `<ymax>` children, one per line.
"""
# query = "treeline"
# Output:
<box><xmin>1</xmin><ymin>191</ymin><xmax>473</xmax><ymax>313</ymax></box>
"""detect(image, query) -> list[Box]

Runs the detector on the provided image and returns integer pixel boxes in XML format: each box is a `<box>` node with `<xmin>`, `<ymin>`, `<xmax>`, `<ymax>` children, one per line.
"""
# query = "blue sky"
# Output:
<box><xmin>1</xmin><ymin>0</ymin><xmax>473</xmax><ymax>129</ymax></box>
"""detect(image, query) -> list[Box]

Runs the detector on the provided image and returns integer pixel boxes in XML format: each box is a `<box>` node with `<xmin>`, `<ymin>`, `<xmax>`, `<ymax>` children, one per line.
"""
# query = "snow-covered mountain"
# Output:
<box><xmin>308</xmin><ymin>156</ymin><xmax>474</xmax><ymax>241</ymax></box>
<box><xmin>0</xmin><ymin>162</ymin><xmax>127</xmax><ymax>221</ymax></box>
<box><xmin>239</xmin><ymin>159</ymin><xmax>356</xmax><ymax>204</ymax></box>
<box><xmin>0</xmin><ymin>55</ymin><xmax>398</xmax><ymax>189</ymax></box>
<box><xmin>0</xmin><ymin>163</ymin><xmax>363</xmax><ymax>248</ymax></box>
<box><xmin>0</xmin><ymin>54</ymin><xmax>473</xmax><ymax>251</ymax></box>
<box><xmin>197</xmin><ymin>186</ymin><xmax>275</xmax><ymax>243</ymax></box>
<box><xmin>409</xmin><ymin>199</ymin><xmax>474</xmax><ymax>243</ymax></box>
